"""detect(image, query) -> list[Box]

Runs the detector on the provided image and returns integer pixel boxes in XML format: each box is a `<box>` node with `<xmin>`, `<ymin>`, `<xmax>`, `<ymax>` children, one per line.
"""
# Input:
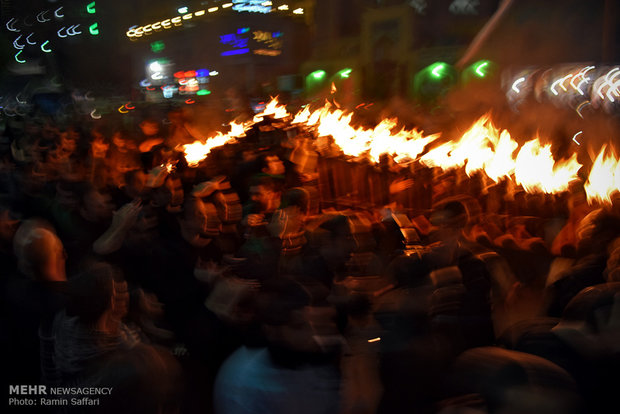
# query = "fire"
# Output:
<box><xmin>419</xmin><ymin>115</ymin><xmax>516</xmax><ymax>179</ymax></box>
<box><xmin>584</xmin><ymin>145</ymin><xmax>620</xmax><ymax>205</ymax></box>
<box><xmin>182</xmin><ymin>132</ymin><xmax>237</xmax><ymax>167</ymax></box>
<box><xmin>253</xmin><ymin>97</ymin><xmax>290</xmax><ymax>122</ymax></box>
<box><xmin>176</xmin><ymin>97</ymin><xmax>620</xmax><ymax>204</ymax></box>
<box><xmin>514</xmin><ymin>139</ymin><xmax>582</xmax><ymax>194</ymax></box>
<box><xmin>229</xmin><ymin>120</ymin><xmax>252</xmax><ymax>137</ymax></box>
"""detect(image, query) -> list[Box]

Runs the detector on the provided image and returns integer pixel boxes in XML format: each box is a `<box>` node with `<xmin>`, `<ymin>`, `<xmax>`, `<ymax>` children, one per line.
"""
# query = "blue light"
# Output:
<box><xmin>220</xmin><ymin>34</ymin><xmax>235</xmax><ymax>43</ymax></box>
<box><xmin>237</xmin><ymin>27</ymin><xmax>250</xmax><ymax>34</ymax></box>
<box><xmin>272</xmin><ymin>31</ymin><xmax>282</xmax><ymax>37</ymax></box>
<box><xmin>196</xmin><ymin>69</ymin><xmax>209</xmax><ymax>77</ymax></box>
<box><xmin>221</xmin><ymin>48</ymin><xmax>250</xmax><ymax>56</ymax></box>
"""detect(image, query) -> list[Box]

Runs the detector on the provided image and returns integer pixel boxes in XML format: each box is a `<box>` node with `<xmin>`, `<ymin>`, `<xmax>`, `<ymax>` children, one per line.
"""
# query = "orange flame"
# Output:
<box><xmin>253</xmin><ymin>97</ymin><xmax>290</xmax><ymax>122</ymax></box>
<box><xmin>514</xmin><ymin>139</ymin><xmax>581</xmax><ymax>194</ymax></box>
<box><xmin>584</xmin><ymin>145</ymin><xmax>620</xmax><ymax>205</ymax></box>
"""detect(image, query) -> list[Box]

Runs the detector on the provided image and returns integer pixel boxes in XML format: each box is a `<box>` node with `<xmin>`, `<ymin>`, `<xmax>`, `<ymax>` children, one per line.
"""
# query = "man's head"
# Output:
<box><xmin>249</xmin><ymin>175</ymin><xmax>282</xmax><ymax>214</ymax></box>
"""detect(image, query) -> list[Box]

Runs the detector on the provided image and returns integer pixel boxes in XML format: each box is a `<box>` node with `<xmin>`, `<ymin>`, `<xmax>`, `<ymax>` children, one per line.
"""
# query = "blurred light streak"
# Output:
<box><xmin>118</xmin><ymin>106</ymin><xmax>128</xmax><ymax>114</ymax></box>
<box><xmin>293</xmin><ymin>8</ymin><xmax>304</xmax><ymax>14</ymax></box>
<box><xmin>572</xmin><ymin>131</ymin><xmax>582</xmax><ymax>145</ymax></box>
<box><xmin>90</xmin><ymin>109</ymin><xmax>101</xmax><ymax>119</ymax></box>
<box><xmin>576</xmin><ymin>101</ymin><xmax>590</xmax><ymax>118</ymax></box>
<box><xmin>559</xmin><ymin>74</ymin><xmax>572</xmax><ymax>92</ymax></box>
<box><xmin>6</xmin><ymin>18</ymin><xmax>19</xmax><ymax>32</ymax></box>
<box><xmin>26</xmin><ymin>33</ymin><xmax>36</xmax><ymax>45</ymax></box>
<box><xmin>14</xmin><ymin>51</ymin><xmax>25</xmax><ymax>63</ymax></box>
<box><xmin>54</xmin><ymin>7</ymin><xmax>64</xmax><ymax>18</ymax></box>
<box><xmin>13</xmin><ymin>35</ymin><xmax>24</xmax><ymax>49</ymax></box>
<box><xmin>57</xmin><ymin>27</ymin><xmax>66</xmax><ymax>37</ymax></box>
<box><xmin>222</xmin><ymin>4</ymin><xmax>233</xmax><ymax>9</ymax></box>
<box><xmin>511</xmin><ymin>77</ymin><xmax>525</xmax><ymax>93</ymax></box>
<box><xmin>208</xmin><ymin>7</ymin><xmax>218</xmax><ymax>13</ymax></box>
<box><xmin>40</xmin><ymin>40</ymin><xmax>51</xmax><ymax>52</ymax></box>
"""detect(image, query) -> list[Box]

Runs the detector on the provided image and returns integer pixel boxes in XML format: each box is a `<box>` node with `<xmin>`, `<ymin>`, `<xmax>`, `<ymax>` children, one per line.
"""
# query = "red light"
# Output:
<box><xmin>185</xmin><ymin>99</ymin><xmax>195</xmax><ymax>104</ymax></box>
<box><xmin>174</xmin><ymin>71</ymin><xmax>185</xmax><ymax>78</ymax></box>
<box><xmin>184</xmin><ymin>71</ymin><xmax>196</xmax><ymax>78</ymax></box>
<box><xmin>258</xmin><ymin>101</ymin><xmax>265</xmax><ymax>104</ymax></box>
<box><xmin>125</xmin><ymin>103</ymin><xmax>135</xmax><ymax>110</ymax></box>
<box><xmin>146</xmin><ymin>86</ymin><xmax>155</xmax><ymax>91</ymax></box>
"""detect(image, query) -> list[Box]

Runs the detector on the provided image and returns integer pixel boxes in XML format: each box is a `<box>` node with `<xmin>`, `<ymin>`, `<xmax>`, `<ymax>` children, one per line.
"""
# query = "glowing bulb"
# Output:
<box><xmin>222</xmin><ymin>3</ymin><xmax>233</xmax><ymax>8</ymax></box>
<box><xmin>339</xmin><ymin>68</ymin><xmax>352</xmax><ymax>78</ymax></box>
<box><xmin>431</xmin><ymin>63</ymin><xmax>445</xmax><ymax>78</ymax></box>
<box><xmin>178</xmin><ymin>7</ymin><xmax>188</xmax><ymax>14</ymax></box>
<box><xmin>89</xmin><ymin>22</ymin><xmax>99</xmax><ymax>35</ymax></box>
<box><xmin>208</xmin><ymin>7</ymin><xmax>218</xmax><ymax>12</ymax></box>
<box><xmin>474</xmin><ymin>61</ymin><xmax>490</xmax><ymax>77</ymax></box>
<box><xmin>149</xmin><ymin>61</ymin><xmax>163</xmax><ymax>72</ymax></box>
<box><xmin>278</xmin><ymin>4</ymin><xmax>289</xmax><ymax>10</ymax></box>
<box><xmin>311</xmin><ymin>70</ymin><xmax>326</xmax><ymax>80</ymax></box>
<box><xmin>293</xmin><ymin>8</ymin><xmax>304</xmax><ymax>14</ymax></box>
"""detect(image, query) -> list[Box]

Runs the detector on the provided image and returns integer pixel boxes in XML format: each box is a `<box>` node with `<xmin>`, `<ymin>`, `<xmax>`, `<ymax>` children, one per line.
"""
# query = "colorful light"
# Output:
<box><xmin>221</xmin><ymin>48</ymin><xmax>250</xmax><ymax>56</ymax></box>
<box><xmin>26</xmin><ymin>33</ymin><xmax>36</xmax><ymax>45</ymax></box>
<box><xmin>89</xmin><ymin>23</ymin><xmax>99</xmax><ymax>35</ymax></box>
<box><xmin>473</xmin><ymin>60</ymin><xmax>490</xmax><ymax>77</ymax></box>
<box><xmin>429</xmin><ymin>62</ymin><xmax>447</xmax><ymax>79</ymax></box>
<box><xmin>311</xmin><ymin>70</ymin><xmax>326</xmax><ymax>80</ymax></box>
<box><xmin>338</xmin><ymin>68</ymin><xmax>353</xmax><ymax>78</ymax></box>
<box><xmin>86</xmin><ymin>1</ymin><xmax>96</xmax><ymax>14</ymax></box>
<box><xmin>54</xmin><ymin>7</ymin><xmax>64</xmax><ymax>18</ymax></box>
<box><xmin>14</xmin><ymin>50</ymin><xmax>25</xmax><ymax>63</ymax></box>
<box><xmin>512</xmin><ymin>77</ymin><xmax>526</xmax><ymax>93</ymax></box>
<box><xmin>178</xmin><ymin>6</ymin><xmax>188</xmax><ymax>14</ymax></box>
<box><xmin>151</xmin><ymin>41</ymin><xmax>165</xmax><ymax>52</ymax></box>
<box><xmin>40</xmin><ymin>40</ymin><xmax>52</xmax><ymax>52</ymax></box>
<box><xmin>197</xmin><ymin>90</ymin><xmax>211</xmax><ymax>96</ymax></box>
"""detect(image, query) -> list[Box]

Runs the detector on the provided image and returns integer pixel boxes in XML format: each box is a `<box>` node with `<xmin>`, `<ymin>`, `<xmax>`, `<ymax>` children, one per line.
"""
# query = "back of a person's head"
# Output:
<box><xmin>13</xmin><ymin>219</ymin><xmax>64</xmax><ymax>280</ymax></box>
<box><xmin>65</xmin><ymin>262</ymin><xmax>123</xmax><ymax>325</ymax></box>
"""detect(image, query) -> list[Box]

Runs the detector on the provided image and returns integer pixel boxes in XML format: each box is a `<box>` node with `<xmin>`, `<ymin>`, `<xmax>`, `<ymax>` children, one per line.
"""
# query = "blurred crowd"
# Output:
<box><xmin>2</xmin><ymin>101</ymin><xmax>620</xmax><ymax>414</ymax></box>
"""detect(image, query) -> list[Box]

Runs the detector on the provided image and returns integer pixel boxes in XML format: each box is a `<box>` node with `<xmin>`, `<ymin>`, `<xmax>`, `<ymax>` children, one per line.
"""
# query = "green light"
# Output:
<box><xmin>197</xmin><ymin>90</ymin><xmax>211</xmax><ymax>96</ymax></box>
<box><xmin>89</xmin><ymin>22</ymin><xmax>99</xmax><ymax>35</ymax></box>
<box><xmin>311</xmin><ymin>70</ymin><xmax>326</xmax><ymax>80</ymax></box>
<box><xmin>474</xmin><ymin>61</ymin><xmax>490</xmax><ymax>77</ymax></box>
<box><xmin>151</xmin><ymin>41</ymin><xmax>165</xmax><ymax>53</ymax></box>
<box><xmin>41</xmin><ymin>40</ymin><xmax>52</xmax><ymax>52</ymax></box>
<box><xmin>429</xmin><ymin>62</ymin><xmax>447</xmax><ymax>79</ymax></box>
<box><xmin>339</xmin><ymin>68</ymin><xmax>352</xmax><ymax>78</ymax></box>
<box><xmin>87</xmin><ymin>1</ymin><xmax>96</xmax><ymax>14</ymax></box>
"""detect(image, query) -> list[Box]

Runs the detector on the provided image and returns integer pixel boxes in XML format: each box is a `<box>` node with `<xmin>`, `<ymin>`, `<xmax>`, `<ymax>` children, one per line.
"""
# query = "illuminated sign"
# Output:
<box><xmin>232</xmin><ymin>0</ymin><xmax>271</xmax><ymax>14</ymax></box>
<box><xmin>220</xmin><ymin>28</ymin><xmax>283</xmax><ymax>57</ymax></box>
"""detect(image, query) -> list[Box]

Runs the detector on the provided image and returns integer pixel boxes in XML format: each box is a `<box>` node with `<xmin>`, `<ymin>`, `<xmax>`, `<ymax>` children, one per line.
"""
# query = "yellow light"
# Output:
<box><xmin>182</xmin><ymin>13</ymin><xmax>193</xmax><ymax>20</ymax></box>
<box><xmin>194</xmin><ymin>10</ymin><xmax>205</xmax><ymax>16</ymax></box>
<box><xmin>126</xmin><ymin>30</ymin><xmax>135</xmax><ymax>37</ymax></box>
<box><xmin>208</xmin><ymin>7</ymin><xmax>218</xmax><ymax>12</ymax></box>
<box><xmin>171</xmin><ymin>17</ymin><xmax>181</xmax><ymax>24</ymax></box>
<box><xmin>162</xmin><ymin>19</ymin><xmax>171</xmax><ymax>28</ymax></box>
<box><xmin>152</xmin><ymin>22</ymin><xmax>161</xmax><ymax>30</ymax></box>
<box><xmin>278</xmin><ymin>4</ymin><xmax>289</xmax><ymax>10</ymax></box>
<box><xmin>222</xmin><ymin>3</ymin><xmax>232</xmax><ymax>8</ymax></box>
<box><xmin>143</xmin><ymin>24</ymin><xmax>152</xmax><ymax>32</ymax></box>
<box><xmin>293</xmin><ymin>8</ymin><xmax>303</xmax><ymax>14</ymax></box>
<box><xmin>262</xmin><ymin>1</ymin><xmax>272</xmax><ymax>5</ymax></box>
